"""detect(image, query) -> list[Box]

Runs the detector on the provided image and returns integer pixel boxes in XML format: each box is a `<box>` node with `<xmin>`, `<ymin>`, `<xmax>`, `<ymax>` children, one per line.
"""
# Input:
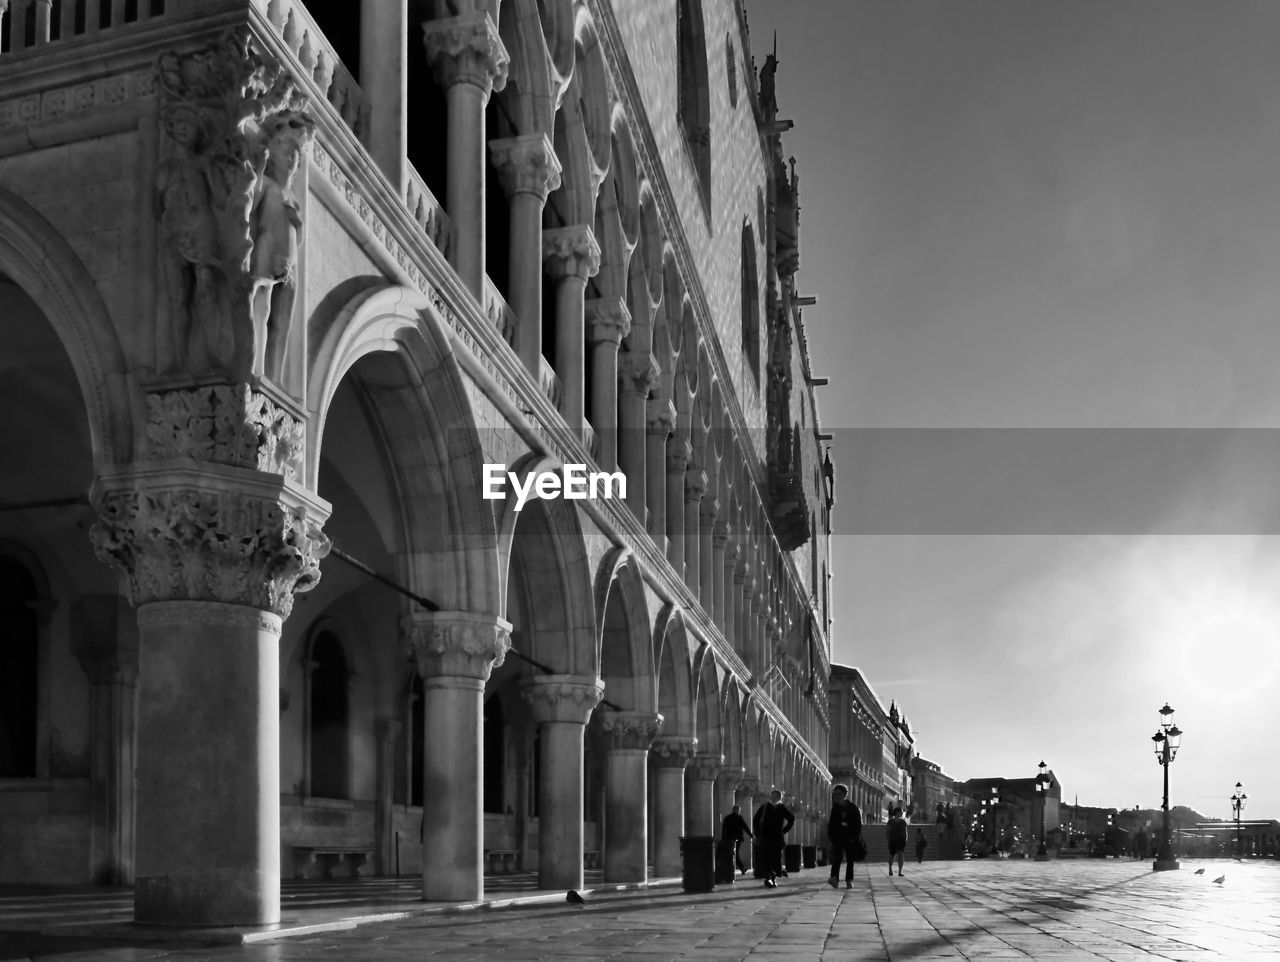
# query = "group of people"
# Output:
<box><xmin>719</xmin><ymin>787</ymin><xmax>932</xmax><ymax>890</ymax></box>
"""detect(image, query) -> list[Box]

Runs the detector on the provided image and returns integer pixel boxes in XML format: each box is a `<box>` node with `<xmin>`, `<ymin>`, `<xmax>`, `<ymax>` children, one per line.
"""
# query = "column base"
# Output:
<box><xmin>1152</xmin><ymin>859</ymin><xmax>1180</xmax><ymax>871</ymax></box>
<box><xmin>136</xmin><ymin>867</ymin><xmax>278</xmax><ymax>926</ymax></box>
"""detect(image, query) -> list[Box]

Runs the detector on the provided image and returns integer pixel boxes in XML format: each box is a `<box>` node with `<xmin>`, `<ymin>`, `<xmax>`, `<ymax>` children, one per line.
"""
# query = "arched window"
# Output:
<box><xmin>741</xmin><ymin>221</ymin><xmax>760</xmax><ymax>385</ymax></box>
<box><xmin>309</xmin><ymin>631</ymin><xmax>350</xmax><ymax>799</ymax></box>
<box><xmin>483</xmin><ymin>695</ymin><xmax>505</xmax><ymax>813</ymax></box>
<box><xmin>677</xmin><ymin>0</ymin><xmax>711</xmax><ymax>211</ymax></box>
<box><xmin>0</xmin><ymin>555</ymin><xmax>38</xmax><ymax>778</ymax></box>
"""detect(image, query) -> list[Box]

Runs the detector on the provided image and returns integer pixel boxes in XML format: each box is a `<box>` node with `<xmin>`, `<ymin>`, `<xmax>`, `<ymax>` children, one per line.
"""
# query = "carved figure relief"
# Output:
<box><xmin>153</xmin><ymin>28</ymin><xmax>313</xmax><ymax>387</ymax></box>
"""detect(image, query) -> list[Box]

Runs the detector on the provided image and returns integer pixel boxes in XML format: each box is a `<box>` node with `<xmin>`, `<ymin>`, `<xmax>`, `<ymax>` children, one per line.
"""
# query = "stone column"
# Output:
<box><xmin>423</xmin><ymin>12</ymin><xmax>510</xmax><ymax>296</ymax></box>
<box><xmin>683</xmin><ymin>466</ymin><xmax>707</xmax><ymax>597</ymax></box>
<box><xmin>650</xmin><ymin>736</ymin><xmax>695</xmax><ymax>877</ymax></box>
<box><xmin>521</xmin><ymin>675</ymin><xmax>604</xmax><ymax>890</ymax></box>
<box><xmin>665</xmin><ymin>437</ymin><xmax>690</xmax><ymax>577</ymax></box>
<box><xmin>721</xmin><ymin>539</ymin><xmax>739</xmax><ymax>644</ymax></box>
<box><xmin>736</xmin><ymin>778</ymin><xmax>760</xmax><ymax>872</ymax></box>
<box><xmin>733</xmin><ymin>569</ymin><xmax>750</xmax><ymax>664</ymax></box>
<box><xmin>489</xmin><ymin>133</ymin><xmax>561</xmax><ymax>375</ymax></box>
<box><xmin>601</xmin><ymin>711</ymin><xmax>663</xmax><ymax>882</ymax></box>
<box><xmin>717</xmin><ymin>766</ymin><xmax>745</xmax><ymax>825</ymax></box>
<box><xmin>374</xmin><ymin>719</ymin><xmax>402</xmax><ymax>876</ymax></box>
<box><xmin>362</xmin><ymin>0</ymin><xmax>408</xmax><ymax>189</ymax></box>
<box><xmin>585</xmin><ymin>296</ymin><xmax>632</xmax><ymax>471</ymax></box>
<box><xmin>76</xmin><ymin>612</ymin><xmax>138</xmax><ymax>887</ymax></box>
<box><xmin>698</xmin><ymin>495</ymin><xmax>718</xmax><ymax>616</ymax></box>
<box><xmin>646</xmin><ymin>399</ymin><xmax>675</xmax><ymax>549</ymax></box>
<box><xmin>619</xmin><ymin>354</ymin><xmax>657</xmax><ymax>521</ymax></box>
<box><xmin>91</xmin><ymin>386</ymin><xmax>330</xmax><ymax>927</ymax></box>
<box><xmin>686</xmin><ymin>752</ymin><xmax>724</xmax><ymax>836</ymax></box>
<box><xmin>403</xmin><ymin>610</ymin><xmax>511</xmax><ymax>901</ymax></box>
<box><xmin>542</xmin><ymin>226</ymin><xmax>601</xmax><ymax>435</ymax></box>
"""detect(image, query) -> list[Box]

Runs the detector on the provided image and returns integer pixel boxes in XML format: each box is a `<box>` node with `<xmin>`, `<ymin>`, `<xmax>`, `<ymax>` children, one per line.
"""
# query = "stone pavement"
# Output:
<box><xmin>1</xmin><ymin>858</ymin><xmax>1277</xmax><ymax>961</ymax></box>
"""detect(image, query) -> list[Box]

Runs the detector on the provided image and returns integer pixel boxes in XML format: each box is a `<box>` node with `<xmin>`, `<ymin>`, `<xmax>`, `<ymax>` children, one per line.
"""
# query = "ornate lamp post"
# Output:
<box><xmin>1034</xmin><ymin>761</ymin><xmax>1049</xmax><ymax>861</ymax></box>
<box><xmin>989</xmin><ymin>785</ymin><xmax>1001</xmax><ymax>856</ymax></box>
<box><xmin>1151</xmin><ymin>703</ymin><xmax>1182</xmax><ymax>871</ymax></box>
<box><xmin>1230</xmin><ymin>782</ymin><xmax>1247</xmax><ymax>860</ymax></box>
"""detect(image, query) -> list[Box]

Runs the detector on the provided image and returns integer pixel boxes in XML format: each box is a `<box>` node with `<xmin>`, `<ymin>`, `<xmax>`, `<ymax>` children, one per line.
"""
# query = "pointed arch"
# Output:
<box><xmin>653</xmin><ymin>604</ymin><xmax>695</xmax><ymax>738</ymax></box>
<box><xmin>594</xmin><ymin>545</ymin><xmax>654</xmax><ymax>712</ymax></box>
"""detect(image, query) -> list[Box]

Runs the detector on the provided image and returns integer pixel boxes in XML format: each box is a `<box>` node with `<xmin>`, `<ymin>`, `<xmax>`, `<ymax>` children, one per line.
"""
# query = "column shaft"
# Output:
<box><xmin>361</xmin><ymin>0</ymin><xmax>407</xmax><ymax>189</ymax></box>
<box><xmin>510</xmin><ymin>192</ymin><xmax>546</xmax><ymax>371</ymax></box>
<box><xmin>652</xmin><ymin>765</ymin><xmax>686</xmax><ymax>877</ymax></box>
<box><xmin>538</xmin><ymin>721</ymin><xmax>587</xmax><ymax>889</ymax></box>
<box><xmin>446</xmin><ymin>80</ymin><xmax>487</xmax><ymax>296</ymax></box>
<box><xmin>665</xmin><ymin>440</ymin><xmax>689</xmax><ymax>576</ymax></box>
<box><xmin>605</xmin><ymin>750</ymin><xmax>649</xmax><ymax>882</ymax></box>
<box><xmin>374</xmin><ymin>720</ymin><xmax>402</xmax><ymax>876</ymax></box>
<box><xmin>646</xmin><ymin>401</ymin><xmax>674</xmax><ymax>550</ymax></box>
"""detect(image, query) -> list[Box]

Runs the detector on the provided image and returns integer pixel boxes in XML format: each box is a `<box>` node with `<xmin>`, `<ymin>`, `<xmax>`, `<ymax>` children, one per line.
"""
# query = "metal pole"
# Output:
<box><xmin>1160</xmin><ymin>743</ymin><xmax>1170</xmax><ymax>860</ymax></box>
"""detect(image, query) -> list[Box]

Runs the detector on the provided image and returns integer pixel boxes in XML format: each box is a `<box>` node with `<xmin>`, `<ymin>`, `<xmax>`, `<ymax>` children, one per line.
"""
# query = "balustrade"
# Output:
<box><xmin>1</xmin><ymin>0</ymin><xmax>162</xmax><ymax>56</ymax></box>
<box><xmin>405</xmin><ymin>162</ymin><xmax>454</xmax><ymax>259</ymax></box>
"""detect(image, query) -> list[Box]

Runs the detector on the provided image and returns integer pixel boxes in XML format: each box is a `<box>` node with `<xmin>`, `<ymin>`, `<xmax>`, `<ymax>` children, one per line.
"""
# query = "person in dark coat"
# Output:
<box><xmin>720</xmin><ymin>804</ymin><xmax>754</xmax><ymax>874</ymax></box>
<box><xmin>826</xmin><ymin>783</ymin><xmax>863</xmax><ymax>889</ymax></box>
<box><xmin>887</xmin><ymin>806</ymin><xmax>908</xmax><ymax>876</ymax></box>
<box><xmin>753</xmin><ymin>789</ymin><xmax>795</xmax><ymax>887</ymax></box>
<box><xmin>915</xmin><ymin>828</ymin><xmax>928</xmax><ymax>863</ymax></box>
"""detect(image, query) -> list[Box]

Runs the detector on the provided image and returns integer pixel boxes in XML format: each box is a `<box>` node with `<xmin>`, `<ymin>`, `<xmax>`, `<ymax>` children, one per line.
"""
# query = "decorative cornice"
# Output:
<box><xmin>401</xmin><ymin>610</ymin><xmax>512</xmax><ymax>681</ymax></box>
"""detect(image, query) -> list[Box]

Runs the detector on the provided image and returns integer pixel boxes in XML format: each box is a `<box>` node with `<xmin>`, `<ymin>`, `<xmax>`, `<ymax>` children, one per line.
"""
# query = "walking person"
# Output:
<box><xmin>914</xmin><ymin>828</ymin><xmax>928</xmax><ymax>864</ymax></box>
<box><xmin>753</xmin><ymin>789</ymin><xmax>795</xmax><ymax>888</ymax></box>
<box><xmin>887</xmin><ymin>806</ymin><xmax>908</xmax><ymax>876</ymax></box>
<box><xmin>826</xmin><ymin>783</ymin><xmax>863</xmax><ymax>889</ymax></box>
<box><xmin>720</xmin><ymin>804</ymin><xmax>754</xmax><ymax>875</ymax></box>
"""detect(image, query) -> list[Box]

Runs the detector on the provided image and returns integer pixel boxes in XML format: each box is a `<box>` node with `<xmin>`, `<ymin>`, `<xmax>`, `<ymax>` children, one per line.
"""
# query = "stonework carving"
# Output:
<box><xmin>648</xmin><ymin>399</ymin><xmax>676</xmax><ymax>437</ymax></box>
<box><xmin>520</xmin><ymin>675</ymin><xmax>605</xmax><ymax>724</ymax></box>
<box><xmin>401</xmin><ymin>611</ymin><xmax>512</xmax><ymax>681</ymax></box>
<box><xmin>688</xmin><ymin>752</ymin><xmax>725</xmax><ymax>781</ymax></box>
<box><xmin>650</xmin><ymin>735</ymin><xmax>696</xmax><ymax>769</ymax></box>
<box><xmin>153</xmin><ymin>28</ymin><xmax>314</xmax><ymax>385</ymax></box>
<box><xmin>717</xmin><ymin>765</ymin><xmax>746</xmax><ymax>790</ymax></box>
<box><xmin>601</xmin><ymin>711</ymin><xmax>664</xmax><ymax>751</ymax></box>
<box><xmin>542</xmin><ymin>225</ymin><xmax>601</xmax><ymax>281</ymax></box>
<box><xmin>585</xmin><ymin>296</ymin><xmax>632</xmax><ymax>347</ymax></box>
<box><xmin>619</xmin><ymin>353</ymin><xmax>659</xmax><ymax>399</ymax></box>
<box><xmin>490</xmin><ymin>133</ymin><xmax>562</xmax><ymax>200</ymax></box>
<box><xmin>666</xmin><ymin>437</ymin><xmax>691</xmax><ymax>473</ymax></box>
<box><xmin>699</xmin><ymin>497</ymin><xmax>719</xmax><ymax>526</ymax></box>
<box><xmin>423</xmin><ymin>12</ymin><xmax>510</xmax><ymax>94</ymax></box>
<box><xmin>144</xmin><ymin>383</ymin><xmax>304</xmax><ymax>479</ymax></box>
<box><xmin>738</xmin><ymin>777</ymin><xmax>761</xmax><ymax>798</ymax></box>
<box><xmin>90</xmin><ymin>486</ymin><xmax>329</xmax><ymax>617</ymax></box>
<box><xmin>684</xmin><ymin>467</ymin><xmax>708</xmax><ymax>504</ymax></box>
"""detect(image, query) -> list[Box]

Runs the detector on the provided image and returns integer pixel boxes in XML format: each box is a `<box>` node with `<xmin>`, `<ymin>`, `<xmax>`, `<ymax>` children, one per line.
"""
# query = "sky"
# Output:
<box><xmin>744</xmin><ymin>0</ymin><xmax>1280</xmax><ymax>820</ymax></box>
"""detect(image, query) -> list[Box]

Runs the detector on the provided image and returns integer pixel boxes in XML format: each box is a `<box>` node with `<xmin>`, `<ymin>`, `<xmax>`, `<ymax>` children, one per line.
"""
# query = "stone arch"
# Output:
<box><xmin>720</xmin><ymin>683</ymin><xmax>745</xmax><ymax>771</ymax></box>
<box><xmin>302</xmin><ymin>619</ymin><xmax>354</xmax><ymax>800</ymax></box>
<box><xmin>0</xmin><ymin>185</ymin><xmax>130</xmax><ymax>466</ymax></box>
<box><xmin>494</xmin><ymin>0</ymin><xmax>551</xmax><ymax>134</ymax></box>
<box><xmin>497</xmin><ymin>453</ymin><xmax>597</xmax><ymax>677</ymax></box>
<box><xmin>692</xmin><ymin>643</ymin><xmax>723</xmax><ymax>754</ymax></box>
<box><xmin>572</xmin><ymin>8</ymin><xmax>612</xmax><ymax>179</ymax></box>
<box><xmin>532</xmin><ymin>0</ymin><xmax>575</xmax><ymax>81</ymax></box>
<box><xmin>653</xmin><ymin>604</ymin><xmax>694</xmax><ymax>737</ymax></box>
<box><xmin>546</xmin><ymin>78</ymin><xmax>595</xmax><ymax>227</ymax></box>
<box><xmin>593</xmin><ymin>545</ymin><xmax>654</xmax><ymax>712</ymax></box>
<box><xmin>308</xmin><ymin>283</ymin><xmax>501</xmax><ymax>615</ymax></box>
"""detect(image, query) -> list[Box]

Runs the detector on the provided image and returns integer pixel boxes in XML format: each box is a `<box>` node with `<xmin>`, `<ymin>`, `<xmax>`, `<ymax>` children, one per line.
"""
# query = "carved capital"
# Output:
<box><xmin>402</xmin><ymin>610</ymin><xmax>511</xmax><ymax>681</ymax></box>
<box><xmin>684</xmin><ymin>467</ymin><xmax>708</xmax><ymax>504</ymax></box>
<box><xmin>489</xmin><ymin>133</ymin><xmax>561</xmax><ymax>201</ymax></box>
<box><xmin>90</xmin><ymin>472</ymin><xmax>330</xmax><ymax>618</ymax></box>
<box><xmin>717</xmin><ymin>765</ymin><xmax>746</xmax><ymax>790</ymax></box>
<box><xmin>737</xmin><ymin>777</ymin><xmax>762</xmax><ymax>798</ymax></box>
<box><xmin>688</xmin><ymin>751</ymin><xmax>725</xmax><ymax>781</ymax></box>
<box><xmin>423</xmin><ymin>12</ymin><xmax>509</xmax><ymax>94</ymax></box>
<box><xmin>700</xmin><ymin>497</ymin><xmax>720</xmax><ymax>526</ymax></box>
<box><xmin>666</xmin><ymin>437</ymin><xmax>692</xmax><ymax>473</ymax></box>
<box><xmin>521</xmin><ymin>675</ymin><xmax>604</xmax><ymax>724</ymax></box>
<box><xmin>145</xmin><ymin>383</ymin><xmax>304</xmax><ymax>480</ymax></box>
<box><xmin>542</xmin><ymin>225</ymin><xmax>601</xmax><ymax>281</ymax></box>
<box><xmin>647</xmin><ymin>399</ymin><xmax>676</xmax><ymax>437</ymax></box>
<box><xmin>650</xmin><ymin>735</ymin><xmax>697</xmax><ymax>769</ymax></box>
<box><xmin>601</xmin><ymin>710</ymin><xmax>664</xmax><ymax>750</ymax></box>
<box><xmin>585</xmin><ymin>296</ymin><xmax>632</xmax><ymax>347</ymax></box>
<box><xmin>620</xmin><ymin>353</ymin><xmax>660</xmax><ymax>399</ymax></box>
<box><xmin>717</xmin><ymin>532</ymin><xmax>735</xmax><ymax>555</ymax></box>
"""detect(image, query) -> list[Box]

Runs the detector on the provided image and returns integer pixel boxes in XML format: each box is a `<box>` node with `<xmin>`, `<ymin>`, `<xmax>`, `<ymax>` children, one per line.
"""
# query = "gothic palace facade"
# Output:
<box><xmin>0</xmin><ymin>0</ymin><xmax>836</xmax><ymax>927</ymax></box>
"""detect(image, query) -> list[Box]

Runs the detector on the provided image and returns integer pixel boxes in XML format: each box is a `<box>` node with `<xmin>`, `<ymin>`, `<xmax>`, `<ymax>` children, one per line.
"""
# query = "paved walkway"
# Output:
<box><xmin>1</xmin><ymin>859</ymin><xmax>1276</xmax><ymax>960</ymax></box>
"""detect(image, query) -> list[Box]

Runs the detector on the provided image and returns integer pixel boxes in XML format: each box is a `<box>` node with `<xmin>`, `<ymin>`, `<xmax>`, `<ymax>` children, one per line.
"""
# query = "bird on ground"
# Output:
<box><xmin>1212</xmin><ymin>875</ymin><xmax>1226</xmax><ymax>885</ymax></box>
<box><xmin>1194</xmin><ymin>868</ymin><xmax>1205</xmax><ymax>875</ymax></box>
<box><xmin>566</xmin><ymin>889</ymin><xmax>586</xmax><ymax>904</ymax></box>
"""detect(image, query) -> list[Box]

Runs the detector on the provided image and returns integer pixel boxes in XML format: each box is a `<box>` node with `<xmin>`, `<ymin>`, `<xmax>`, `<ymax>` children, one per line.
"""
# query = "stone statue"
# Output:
<box><xmin>249</xmin><ymin>111</ymin><xmax>314</xmax><ymax>382</ymax></box>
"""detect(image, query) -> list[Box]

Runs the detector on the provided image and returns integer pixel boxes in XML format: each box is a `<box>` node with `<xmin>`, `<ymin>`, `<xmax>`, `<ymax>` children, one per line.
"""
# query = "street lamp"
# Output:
<box><xmin>1150</xmin><ymin>703</ymin><xmax>1182</xmax><ymax>871</ymax></box>
<box><xmin>1230</xmin><ymin>782</ymin><xmax>1247</xmax><ymax>860</ymax></box>
<box><xmin>1035</xmin><ymin>760</ymin><xmax>1049</xmax><ymax>861</ymax></box>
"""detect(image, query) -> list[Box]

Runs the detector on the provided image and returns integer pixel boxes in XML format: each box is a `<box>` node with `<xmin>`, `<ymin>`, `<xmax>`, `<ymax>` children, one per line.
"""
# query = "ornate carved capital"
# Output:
<box><xmin>619</xmin><ymin>353</ymin><xmax>660</xmax><ymax>399</ymax></box>
<box><xmin>647</xmin><ymin>399</ymin><xmax>677</xmax><ymax>438</ymax></box>
<box><xmin>145</xmin><ymin>383</ymin><xmax>304</xmax><ymax>480</ymax></box>
<box><xmin>423</xmin><ymin>12</ymin><xmax>509</xmax><ymax>94</ymax></box>
<box><xmin>585</xmin><ymin>296</ymin><xmax>632</xmax><ymax>347</ymax></box>
<box><xmin>521</xmin><ymin>674</ymin><xmax>604</xmax><ymax>724</ymax></box>
<box><xmin>700</xmin><ymin>497</ymin><xmax>720</xmax><ymax>526</ymax></box>
<box><xmin>489</xmin><ymin>133</ymin><xmax>561</xmax><ymax>201</ymax></box>
<box><xmin>402</xmin><ymin>610</ymin><xmax>511</xmax><ymax>681</ymax></box>
<box><xmin>666</xmin><ymin>436</ymin><xmax>691</xmax><ymax>473</ymax></box>
<box><xmin>737</xmin><ymin>777</ymin><xmax>762</xmax><ymax>797</ymax></box>
<box><xmin>688</xmin><ymin>751</ymin><xmax>725</xmax><ymax>781</ymax></box>
<box><xmin>542</xmin><ymin>225</ymin><xmax>601</xmax><ymax>281</ymax></box>
<box><xmin>90</xmin><ymin>472</ymin><xmax>330</xmax><ymax>618</ymax></box>
<box><xmin>717</xmin><ymin>765</ymin><xmax>746</xmax><ymax>790</ymax></box>
<box><xmin>650</xmin><ymin>735</ymin><xmax>697</xmax><ymax>770</ymax></box>
<box><xmin>717</xmin><ymin>533</ymin><xmax>735</xmax><ymax>556</ymax></box>
<box><xmin>684</xmin><ymin>467</ymin><xmax>708</xmax><ymax>504</ymax></box>
<box><xmin>601</xmin><ymin>710</ymin><xmax>664</xmax><ymax>750</ymax></box>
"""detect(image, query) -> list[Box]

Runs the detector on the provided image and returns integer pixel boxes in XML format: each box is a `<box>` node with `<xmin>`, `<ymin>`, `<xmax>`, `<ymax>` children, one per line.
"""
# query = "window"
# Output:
<box><xmin>741</xmin><ymin>221</ymin><xmax>760</xmax><ymax>385</ymax></box>
<box><xmin>726</xmin><ymin>33</ymin><xmax>738</xmax><ymax>107</ymax></box>
<box><xmin>0</xmin><ymin>555</ymin><xmax>38</xmax><ymax>778</ymax></box>
<box><xmin>308</xmin><ymin>631</ymin><xmax>350</xmax><ymax>799</ymax></box>
<box><xmin>676</xmin><ymin>0</ymin><xmax>711</xmax><ymax>210</ymax></box>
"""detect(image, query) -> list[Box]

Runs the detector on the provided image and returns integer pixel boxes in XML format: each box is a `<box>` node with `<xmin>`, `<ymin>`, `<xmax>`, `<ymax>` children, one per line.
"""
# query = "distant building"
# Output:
<box><xmin>911</xmin><ymin>754</ymin><xmax>957</xmax><ymax>819</ymax></box>
<box><xmin>957</xmin><ymin>772</ymin><xmax>1061</xmax><ymax>853</ymax></box>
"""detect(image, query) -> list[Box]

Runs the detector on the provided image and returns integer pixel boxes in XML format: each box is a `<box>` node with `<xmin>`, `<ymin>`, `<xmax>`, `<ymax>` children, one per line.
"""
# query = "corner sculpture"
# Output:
<box><xmin>153</xmin><ymin>28</ymin><xmax>315</xmax><ymax>386</ymax></box>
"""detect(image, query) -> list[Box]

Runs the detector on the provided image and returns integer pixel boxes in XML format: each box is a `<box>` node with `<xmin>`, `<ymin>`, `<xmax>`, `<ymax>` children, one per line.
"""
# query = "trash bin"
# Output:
<box><xmin>714</xmin><ymin>840</ymin><xmax>738</xmax><ymax>883</ymax></box>
<box><xmin>680</xmin><ymin>836</ymin><xmax>716</xmax><ymax>893</ymax></box>
<box><xmin>802</xmin><ymin>845</ymin><xmax>816</xmax><ymax>869</ymax></box>
<box><xmin>784</xmin><ymin>843</ymin><xmax>802</xmax><ymax>874</ymax></box>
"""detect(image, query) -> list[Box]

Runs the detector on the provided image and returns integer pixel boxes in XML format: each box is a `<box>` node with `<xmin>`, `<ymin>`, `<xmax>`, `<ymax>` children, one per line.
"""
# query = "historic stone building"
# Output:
<box><xmin>0</xmin><ymin>0</ymin><xmax>834</xmax><ymax>927</ymax></box>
